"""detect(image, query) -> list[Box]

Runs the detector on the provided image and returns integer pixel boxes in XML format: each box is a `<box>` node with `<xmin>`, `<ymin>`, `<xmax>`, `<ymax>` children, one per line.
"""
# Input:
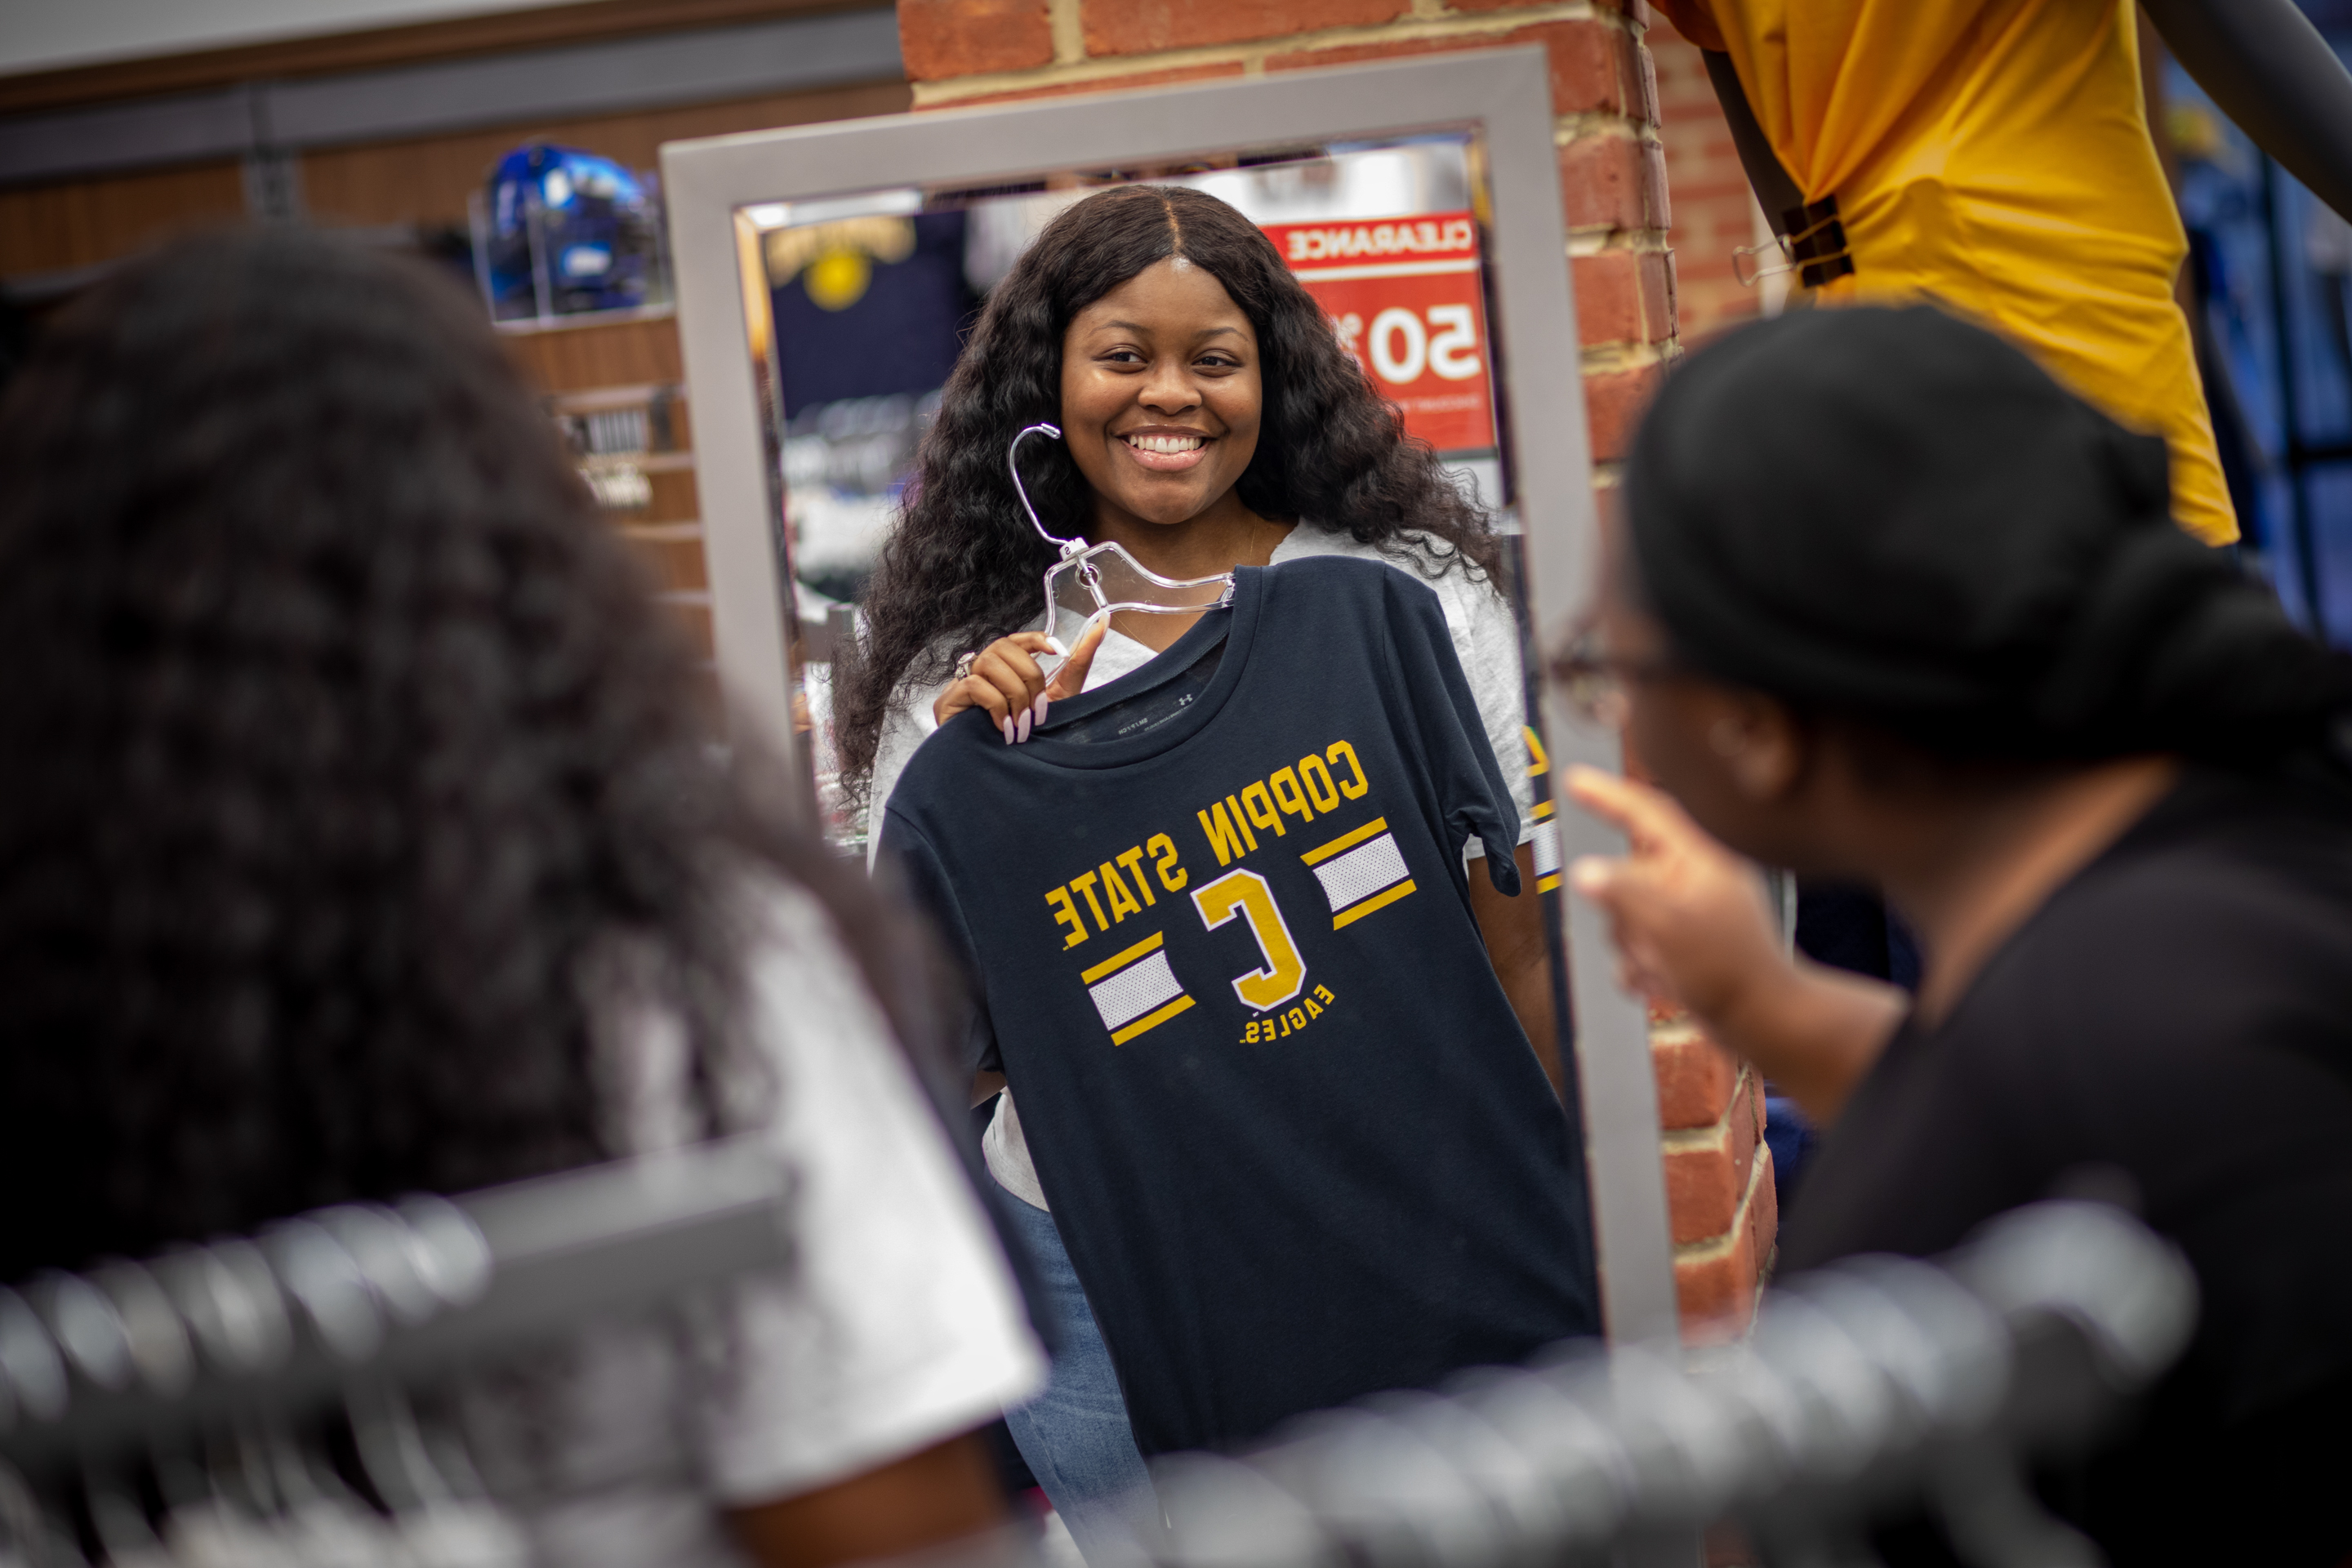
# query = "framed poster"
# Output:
<box><xmin>659</xmin><ymin>47</ymin><xmax>1679</xmax><ymax>1364</ymax></box>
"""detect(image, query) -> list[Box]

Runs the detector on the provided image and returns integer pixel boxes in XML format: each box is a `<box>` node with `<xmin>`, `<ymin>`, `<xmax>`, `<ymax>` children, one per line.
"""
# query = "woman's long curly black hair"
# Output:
<box><xmin>0</xmin><ymin>229</ymin><xmax>930</xmax><ymax>1281</ymax></box>
<box><xmin>835</xmin><ymin>183</ymin><xmax>1504</xmax><ymax>801</ymax></box>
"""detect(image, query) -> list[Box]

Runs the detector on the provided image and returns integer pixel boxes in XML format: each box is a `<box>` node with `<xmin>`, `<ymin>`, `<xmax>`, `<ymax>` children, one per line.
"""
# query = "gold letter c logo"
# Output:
<box><xmin>1192</xmin><ymin>868</ymin><xmax>1307</xmax><ymax>1013</ymax></box>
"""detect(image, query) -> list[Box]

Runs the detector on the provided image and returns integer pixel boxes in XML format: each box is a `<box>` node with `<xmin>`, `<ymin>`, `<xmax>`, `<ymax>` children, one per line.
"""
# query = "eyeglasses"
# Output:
<box><xmin>1548</xmin><ymin>629</ymin><xmax>1678</xmax><ymax>728</ymax></box>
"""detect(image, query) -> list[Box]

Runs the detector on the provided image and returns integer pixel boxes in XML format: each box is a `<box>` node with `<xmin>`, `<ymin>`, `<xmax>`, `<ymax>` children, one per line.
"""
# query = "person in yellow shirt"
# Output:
<box><xmin>1657</xmin><ymin>0</ymin><xmax>2352</xmax><ymax>548</ymax></box>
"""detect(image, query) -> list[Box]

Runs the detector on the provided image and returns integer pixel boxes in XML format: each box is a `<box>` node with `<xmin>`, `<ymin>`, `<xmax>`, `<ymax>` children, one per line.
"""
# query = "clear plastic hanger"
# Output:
<box><xmin>1009</xmin><ymin>423</ymin><xmax>1234</xmax><ymax>673</ymax></box>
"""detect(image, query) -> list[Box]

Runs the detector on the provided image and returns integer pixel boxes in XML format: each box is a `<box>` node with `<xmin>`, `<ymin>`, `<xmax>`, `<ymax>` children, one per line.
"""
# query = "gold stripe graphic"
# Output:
<box><xmin>1533</xmin><ymin>799</ymin><xmax>1555</xmax><ymax>820</ymax></box>
<box><xmin>1538</xmin><ymin>873</ymin><xmax>1561</xmax><ymax>893</ymax></box>
<box><xmin>1080</xmin><ymin>929</ymin><xmax>1164</xmax><ymax>984</ymax></box>
<box><xmin>1110</xmin><ymin>995</ymin><xmax>1194</xmax><ymax>1045</ymax></box>
<box><xmin>1301</xmin><ymin>817</ymin><xmax>1390</xmax><ymax>867</ymax></box>
<box><xmin>1332</xmin><ymin>879</ymin><xmax>1415</xmax><ymax>929</ymax></box>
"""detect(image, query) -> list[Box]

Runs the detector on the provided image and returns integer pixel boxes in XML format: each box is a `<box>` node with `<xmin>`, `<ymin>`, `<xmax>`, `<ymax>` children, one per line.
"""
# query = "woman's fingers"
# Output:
<box><xmin>934</xmin><ymin>675</ymin><xmax>1007</xmax><ymax>726</ymax></box>
<box><xmin>933</xmin><ymin>679</ymin><xmax>981</xmax><ymax>727</ymax></box>
<box><xmin>934</xmin><ymin>634</ymin><xmax>1061</xmax><ymax>736</ymax></box>
<box><xmin>976</xmin><ymin>643</ymin><xmax>1049</xmax><ymax>744</ymax></box>
<box><xmin>1002</xmin><ymin>632</ymin><xmax>1061</xmax><ymax>660</ymax></box>
<box><xmin>1567</xmin><ymin>849</ymin><xmax>1672</xmax><ymax>942</ymax></box>
<box><xmin>1567</xmin><ymin>852</ymin><xmax>1624</xmax><ymax>911</ymax></box>
<box><xmin>982</xmin><ymin>667</ymin><xmax>1036</xmax><ymax>744</ymax></box>
<box><xmin>1565</xmin><ymin>771</ymin><xmax>1784</xmax><ymax>1019</ymax></box>
<box><xmin>1043</xmin><ymin>614</ymin><xmax>1110</xmax><ymax>704</ymax></box>
<box><xmin>925</xmin><ymin>620</ymin><xmax>1104</xmax><ymax>743</ymax></box>
<box><xmin>1561</xmin><ymin>764</ymin><xmax>1640</xmax><ymax>826</ymax></box>
<box><xmin>975</xmin><ymin>642</ymin><xmax>1046</xmax><ymax>701</ymax></box>
<box><xmin>1564</xmin><ymin>764</ymin><xmax>1695</xmax><ymax>853</ymax></box>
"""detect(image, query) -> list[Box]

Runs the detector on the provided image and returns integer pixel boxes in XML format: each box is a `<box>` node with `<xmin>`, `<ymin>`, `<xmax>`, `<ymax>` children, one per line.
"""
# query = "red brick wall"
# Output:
<box><xmin>1646</xmin><ymin>13</ymin><xmax>1764</xmax><ymax>341</ymax></box>
<box><xmin>896</xmin><ymin>0</ymin><xmax>1774</xmax><ymax>1338</ymax></box>
<box><xmin>1653</xmin><ymin>1010</ymin><xmax>1775</xmax><ymax>1335</ymax></box>
<box><xmin>897</xmin><ymin>0</ymin><xmax>1675</xmax><ymax>474</ymax></box>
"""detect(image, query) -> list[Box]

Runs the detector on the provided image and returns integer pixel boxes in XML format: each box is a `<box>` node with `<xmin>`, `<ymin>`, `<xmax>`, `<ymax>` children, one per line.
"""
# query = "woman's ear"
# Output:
<box><xmin>1710</xmin><ymin>693</ymin><xmax>1806</xmax><ymax>801</ymax></box>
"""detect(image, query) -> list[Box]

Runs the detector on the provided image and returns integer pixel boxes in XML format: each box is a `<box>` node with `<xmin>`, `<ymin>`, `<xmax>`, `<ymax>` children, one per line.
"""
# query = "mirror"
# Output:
<box><xmin>662</xmin><ymin>51</ymin><xmax>1681</xmax><ymax>1392</ymax></box>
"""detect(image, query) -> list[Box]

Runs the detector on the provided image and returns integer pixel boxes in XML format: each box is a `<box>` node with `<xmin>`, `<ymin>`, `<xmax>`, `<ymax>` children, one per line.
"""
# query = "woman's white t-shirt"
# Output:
<box><xmin>866</xmin><ymin>524</ymin><xmax>1536</xmax><ymax>1213</ymax></box>
<box><xmin>451</xmin><ymin>881</ymin><xmax>1047</xmax><ymax>1566</ymax></box>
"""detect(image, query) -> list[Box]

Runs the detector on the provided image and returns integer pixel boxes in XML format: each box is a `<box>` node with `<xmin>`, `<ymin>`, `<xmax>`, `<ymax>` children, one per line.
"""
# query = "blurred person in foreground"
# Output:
<box><xmin>1561</xmin><ymin>305</ymin><xmax>2352</xmax><ymax>1566</ymax></box>
<box><xmin>0</xmin><ymin>229</ymin><xmax>1043</xmax><ymax>1568</ymax></box>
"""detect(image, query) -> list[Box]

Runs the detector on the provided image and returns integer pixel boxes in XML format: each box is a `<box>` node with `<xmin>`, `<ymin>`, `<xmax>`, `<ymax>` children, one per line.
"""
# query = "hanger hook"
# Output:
<box><xmin>1009</xmin><ymin>423</ymin><xmax>1087</xmax><ymax>559</ymax></box>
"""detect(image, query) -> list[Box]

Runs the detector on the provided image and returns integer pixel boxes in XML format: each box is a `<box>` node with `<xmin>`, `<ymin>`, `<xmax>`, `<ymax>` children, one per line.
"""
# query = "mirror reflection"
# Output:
<box><xmin>738</xmin><ymin>136</ymin><xmax>1597</xmax><ymax>1535</ymax></box>
<box><xmin>751</xmin><ymin>140</ymin><xmax>1517</xmax><ymax>848</ymax></box>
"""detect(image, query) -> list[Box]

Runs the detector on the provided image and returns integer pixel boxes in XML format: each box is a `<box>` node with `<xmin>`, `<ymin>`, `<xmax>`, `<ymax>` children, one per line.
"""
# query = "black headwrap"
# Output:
<box><xmin>1624</xmin><ymin>304</ymin><xmax>2352</xmax><ymax>760</ymax></box>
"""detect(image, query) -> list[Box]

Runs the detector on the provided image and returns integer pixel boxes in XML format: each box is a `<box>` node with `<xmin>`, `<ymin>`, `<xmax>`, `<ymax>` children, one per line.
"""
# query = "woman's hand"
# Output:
<box><xmin>1563</xmin><ymin>765</ymin><xmax>1784</xmax><ymax>1018</ymax></box>
<box><xmin>1563</xmin><ymin>764</ymin><xmax>1904</xmax><ymax>1125</ymax></box>
<box><xmin>933</xmin><ymin>617</ymin><xmax>1108</xmax><ymax>743</ymax></box>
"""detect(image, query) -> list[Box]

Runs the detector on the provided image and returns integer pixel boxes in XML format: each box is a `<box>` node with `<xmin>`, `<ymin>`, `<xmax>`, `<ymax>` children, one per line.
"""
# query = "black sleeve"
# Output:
<box><xmin>2141</xmin><ymin>0</ymin><xmax>2352</xmax><ymax>224</ymax></box>
<box><xmin>1381</xmin><ymin>568</ymin><xmax>1522</xmax><ymax>893</ymax></box>
<box><xmin>875</xmin><ymin>808</ymin><xmax>1003</xmax><ymax>1076</ymax></box>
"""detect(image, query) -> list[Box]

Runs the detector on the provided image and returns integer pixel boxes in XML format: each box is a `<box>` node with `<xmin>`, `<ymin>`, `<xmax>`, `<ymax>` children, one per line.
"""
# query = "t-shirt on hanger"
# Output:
<box><xmin>867</xmin><ymin>523</ymin><xmax>1539</xmax><ymax>1212</ymax></box>
<box><xmin>881</xmin><ymin>557</ymin><xmax>1599</xmax><ymax>1455</ymax></box>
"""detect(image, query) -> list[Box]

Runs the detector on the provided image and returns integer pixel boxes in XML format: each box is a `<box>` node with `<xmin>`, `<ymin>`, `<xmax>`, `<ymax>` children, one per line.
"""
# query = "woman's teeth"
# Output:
<box><xmin>1125</xmin><ymin>433</ymin><xmax>1205</xmax><ymax>454</ymax></box>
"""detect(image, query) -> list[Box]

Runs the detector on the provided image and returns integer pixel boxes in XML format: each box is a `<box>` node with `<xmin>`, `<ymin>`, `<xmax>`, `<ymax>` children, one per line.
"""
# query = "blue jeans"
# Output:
<box><xmin>992</xmin><ymin>1177</ymin><xmax>1154</xmax><ymax>1562</ymax></box>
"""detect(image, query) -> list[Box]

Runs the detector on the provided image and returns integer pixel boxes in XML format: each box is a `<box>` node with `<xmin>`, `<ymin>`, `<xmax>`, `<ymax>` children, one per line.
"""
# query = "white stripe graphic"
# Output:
<box><xmin>1534</xmin><ymin>819</ymin><xmax>1561</xmax><ymax>878</ymax></box>
<box><xmin>1312</xmin><ymin>833</ymin><xmax>1410</xmax><ymax>912</ymax></box>
<box><xmin>1086</xmin><ymin>951</ymin><xmax>1184</xmax><ymax>1031</ymax></box>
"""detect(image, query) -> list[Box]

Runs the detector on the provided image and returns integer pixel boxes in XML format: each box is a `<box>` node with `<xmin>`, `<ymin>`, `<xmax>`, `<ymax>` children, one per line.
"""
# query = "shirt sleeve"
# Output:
<box><xmin>1382</xmin><ymin>569</ymin><xmax>1522</xmax><ymax>894</ymax></box>
<box><xmin>690</xmin><ymin>884</ymin><xmax>1045</xmax><ymax>1503</ymax></box>
<box><xmin>875</xmin><ymin>808</ymin><xmax>1002</xmax><ymax>1078</ymax></box>
<box><xmin>1432</xmin><ymin>570</ymin><xmax>1538</xmax><ymax>858</ymax></box>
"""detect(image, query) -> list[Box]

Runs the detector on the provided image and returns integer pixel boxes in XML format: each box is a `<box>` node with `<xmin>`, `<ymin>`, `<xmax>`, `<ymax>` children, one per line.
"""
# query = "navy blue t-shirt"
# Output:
<box><xmin>883</xmin><ymin>556</ymin><xmax>1599</xmax><ymax>1454</ymax></box>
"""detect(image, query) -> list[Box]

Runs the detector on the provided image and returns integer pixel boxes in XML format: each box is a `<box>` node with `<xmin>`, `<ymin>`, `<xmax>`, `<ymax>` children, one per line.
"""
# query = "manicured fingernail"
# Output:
<box><xmin>1016</xmin><ymin>707</ymin><xmax>1032</xmax><ymax>743</ymax></box>
<box><xmin>1045</xmin><ymin>636</ymin><xmax>1067</xmax><ymax>657</ymax></box>
<box><xmin>1033</xmin><ymin>694</ymin><xmax>1049</xmax><ymax>725</ymax></box>
<box><xmin>1001</xmin><ymin>717</ymin><xmax>1016</xmax><ymax>745</ymax></box>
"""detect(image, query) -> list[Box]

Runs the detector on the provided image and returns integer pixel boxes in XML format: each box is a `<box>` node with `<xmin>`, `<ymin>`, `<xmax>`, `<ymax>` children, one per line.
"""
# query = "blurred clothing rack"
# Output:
<box><xmin>0</xmin><ymin>1136</ymin><xmax>791</xmax><ymax>1477</ymax></box>
<box><xmin>1121</xmin><ymin>1200</ymin><xmax>2197</xmax><ymax>1568</ymax></box>
<box><xmin>0</xmin><ymin>1143</ymin><xmax>2195</xmax><ymax>1568</ymax></box>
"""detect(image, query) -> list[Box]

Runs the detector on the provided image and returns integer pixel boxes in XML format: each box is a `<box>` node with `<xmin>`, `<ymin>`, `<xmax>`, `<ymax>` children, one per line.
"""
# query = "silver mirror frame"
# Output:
<box><xmin>659</xmin><ymin>47</ymin><xmax>1680</xmax><ymax>1353</ymax></box>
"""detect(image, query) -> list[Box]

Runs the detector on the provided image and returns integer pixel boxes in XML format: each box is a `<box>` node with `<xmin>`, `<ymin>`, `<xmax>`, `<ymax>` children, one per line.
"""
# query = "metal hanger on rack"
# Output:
<box><xmin>1009</xmin><ymin>423</ymin><xmax>1235</xmax><ymax>676</ymax></box>
<box><xmin>1109</xmin><ymin>1199</ymin><xmax>2198</xmax><ymax>1568</ymax></box>
<box><xmin>0</xmin><ymin>1138</ymin><xmax>794</xmax><ymax>1568</ymax></box>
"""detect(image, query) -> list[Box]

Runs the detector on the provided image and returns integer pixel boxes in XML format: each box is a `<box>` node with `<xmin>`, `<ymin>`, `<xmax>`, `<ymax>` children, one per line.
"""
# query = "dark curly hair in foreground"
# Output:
<box><xmin>0</xmin><ymin>229</ymin><xmax>926</xmax><ymax>1282</ymax></box>
<box><xmin>834</xmin><ymin>182</ymin><xmax>1504</xmax><ymax>802</ymax></box>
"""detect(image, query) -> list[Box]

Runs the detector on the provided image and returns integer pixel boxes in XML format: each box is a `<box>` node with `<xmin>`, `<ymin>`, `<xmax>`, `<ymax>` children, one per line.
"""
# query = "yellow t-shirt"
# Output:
<box><xmin>1657</xmin><ymin>0</ymin><xmax>2235</xmax><ymax>543</ymax></box>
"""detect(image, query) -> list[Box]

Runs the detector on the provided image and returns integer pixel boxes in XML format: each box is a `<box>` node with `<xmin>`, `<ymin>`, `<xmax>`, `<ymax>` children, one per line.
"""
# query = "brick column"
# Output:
<box><xmin>1645</xmin><ymin>13</ymin><xmax>1767</xmax><ymax>338</ymax></box>
<box><xmin>1652</xmin><ymin>1006</ymin><xmax>1775</xmax><ymax>1335</ymax></box>
<box><xmin>896</xmin><ymin>0</ymin><xmax>1774</xmax><ymax>1339</ymax></box>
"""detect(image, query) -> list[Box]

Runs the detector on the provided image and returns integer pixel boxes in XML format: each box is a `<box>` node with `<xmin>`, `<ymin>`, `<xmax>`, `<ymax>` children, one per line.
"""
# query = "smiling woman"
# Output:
<box><xmin>834</xmin><ymin>184</ymin><xmax>1502</xmax><ymax>777</ymax></box>
<box><xmin>831</xmin><ymin>183</ymin><xmax>1580</xmax><ymax>1557</ymax></box>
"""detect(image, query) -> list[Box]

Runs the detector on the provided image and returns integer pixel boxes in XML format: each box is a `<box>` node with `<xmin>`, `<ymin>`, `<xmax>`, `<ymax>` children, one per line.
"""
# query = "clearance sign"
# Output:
<box><xmin>1262</xmin><ymin>211</ymin><xmax>1497</xmax><ymax>454</ymax></box>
